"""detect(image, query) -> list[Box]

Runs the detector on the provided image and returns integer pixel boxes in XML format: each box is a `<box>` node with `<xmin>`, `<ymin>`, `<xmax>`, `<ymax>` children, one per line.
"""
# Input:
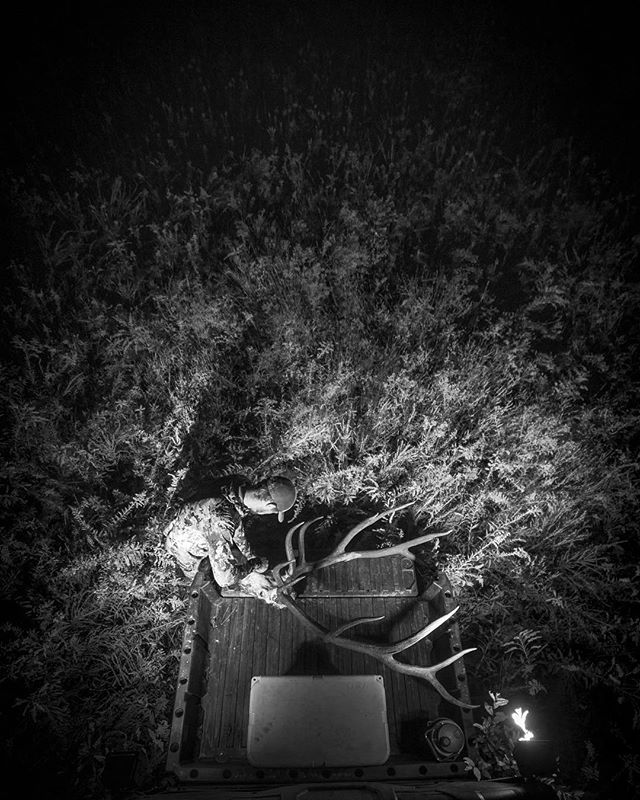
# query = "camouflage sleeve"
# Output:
<box><xmin>208</xmin><ymin>537</ymin><xmax>256</xmax><ymax>588</ymax></box>
<box><xmin>164</xmin><ymin>515</ymin><xmax>210</xmax><ymax>580</ymax></box>
<box><xmin>232</xmin><ymin>520</ymin><xmax>258</xmax><ymax>560</ymax></box>
<box><xmin>165</xmin><ymin>497</ymin><xmax>256</xmax><ymax>586</ymax></box>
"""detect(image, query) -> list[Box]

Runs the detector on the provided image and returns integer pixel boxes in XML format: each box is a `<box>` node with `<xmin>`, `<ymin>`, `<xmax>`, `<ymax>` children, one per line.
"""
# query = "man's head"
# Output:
<box><xmin>242</xmin><ymin>476</ymin><xmax>297</xmax><ymax>522</ymax></box>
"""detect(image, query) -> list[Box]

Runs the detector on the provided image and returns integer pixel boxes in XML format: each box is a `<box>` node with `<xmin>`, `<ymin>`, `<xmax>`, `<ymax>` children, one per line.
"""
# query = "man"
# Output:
<box><xmin>164</xmin><ymin>474</ymin><xmax>297</xmax><ymax>590</ymax></box>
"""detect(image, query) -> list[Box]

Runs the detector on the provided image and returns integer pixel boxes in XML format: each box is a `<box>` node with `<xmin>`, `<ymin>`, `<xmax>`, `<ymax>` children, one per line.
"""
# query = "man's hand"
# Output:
<box><xmin>238</xmin><ymin>571</ymin><xmax>285</xmax><ymax>608</ymax></box>
<box><xmin>248</xmin><ymin>556</ymin><xmax>269</xmax><ymax>574</ymax></box>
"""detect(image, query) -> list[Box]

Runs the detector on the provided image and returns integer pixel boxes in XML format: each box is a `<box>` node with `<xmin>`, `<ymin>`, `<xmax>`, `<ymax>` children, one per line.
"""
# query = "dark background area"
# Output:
<box><xmin>3</xmin><ymin>0</ymin><xmax>640</xmax><ymax>194</ymax></box>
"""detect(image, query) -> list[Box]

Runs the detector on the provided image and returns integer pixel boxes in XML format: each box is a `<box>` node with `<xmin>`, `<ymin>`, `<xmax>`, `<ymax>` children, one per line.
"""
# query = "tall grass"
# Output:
<box><xmin>2</xmin><ymin>9</ymin><xmax>639</xmax><ymax>798</ymax></box>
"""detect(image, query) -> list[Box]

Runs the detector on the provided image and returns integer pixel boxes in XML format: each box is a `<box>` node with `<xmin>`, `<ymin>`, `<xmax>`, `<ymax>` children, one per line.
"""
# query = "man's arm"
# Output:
<box><xmin>234</xmin><ymin>522</ymin><xmax>270</xmax><ymax>574</ymax></box>
<box><xmin>195</xmin><ymin>497</ymin><xmax>267</xmax><ymax>585</ymax></box>
<box><xmin>164</xmin><ymin>512</ymin><xmax>210</xmax><ymax>580</ymax></box>
<box><xmin>232</xmin><ymin>520</ymin><xmax>257</xmax><ymax>560</ymax></box>
<box><xmin>208</xmin><ymin>537</ymin><xmax>266</xmax><ymax>588</ymax></box>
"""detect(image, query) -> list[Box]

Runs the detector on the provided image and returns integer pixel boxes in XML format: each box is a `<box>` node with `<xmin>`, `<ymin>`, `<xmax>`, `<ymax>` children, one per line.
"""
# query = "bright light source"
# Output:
<box><xmin>512</xmin><ymin>707</ymin><xmax>534</xmax><ymax>741</ymax></box>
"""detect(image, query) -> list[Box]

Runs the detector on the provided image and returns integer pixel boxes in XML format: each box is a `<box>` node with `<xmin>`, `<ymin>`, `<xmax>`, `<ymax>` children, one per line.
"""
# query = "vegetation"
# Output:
<box><xmin>2</xmin><ymin>5</ymin><xmax>639</xmax><ymax>798</ymax></box>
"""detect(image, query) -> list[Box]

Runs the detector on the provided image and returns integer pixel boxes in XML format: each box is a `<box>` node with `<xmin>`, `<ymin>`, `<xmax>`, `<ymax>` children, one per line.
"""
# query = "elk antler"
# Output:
<box><xmin>273</xmin><ymin>501</ymin><xmax>447</xmax><ymax>592</ymax></box>
<box><xmin>270</xmin><ymin>504</ymin><xmax>478</xmax><ymax>710</ymax></box>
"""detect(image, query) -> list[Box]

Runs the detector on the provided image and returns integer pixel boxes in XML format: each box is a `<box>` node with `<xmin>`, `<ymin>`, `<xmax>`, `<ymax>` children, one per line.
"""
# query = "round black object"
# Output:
<box><xmin>424</xmin><ymin>718</ymin><xmax>465</xmax><ymax>760</ymax></box>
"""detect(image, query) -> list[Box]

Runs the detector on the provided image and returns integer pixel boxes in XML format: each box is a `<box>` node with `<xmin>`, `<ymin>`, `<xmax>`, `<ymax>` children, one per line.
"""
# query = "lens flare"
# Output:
<box><xmin>512</xmin><ymin>707</ymin><xmax>534</xmax><ymax>741</ymax></box>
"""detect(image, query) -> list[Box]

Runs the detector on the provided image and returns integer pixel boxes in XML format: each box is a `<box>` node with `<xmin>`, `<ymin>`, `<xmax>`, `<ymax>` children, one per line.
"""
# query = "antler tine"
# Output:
<box><xmin>374</xmin><ymin>606</ymin><xmax>460</xmax><ymax>655</ymax></box>
<box><xmin>360</xmin><ymin>529</ymin><xmax>453</xmax><ymax>562</ymax></box>
<box><xmin>333</xmin><ymin>501</ymin><xmax>416</xmax><ymax>555</ymax></box>
<box><xmin>297</xmin><ymin>516</ymin><xmax>321</xmax><ymax>565</ymax></box>
<box><xmin>279</xmin><ymin>516</ymin><xmax>324</xmax><ymax>590</ymax></box>
<box><xmin>427</xmin><ymin>648</ymin><xmax>478</xmax><ymax>673</ymax></box>
<box><xmin>284</xmin><ymin>520</ymin><xmax>305</xmax><ymax>564</ymax></box>
<box><xmin>332</xmin><ymin>616</ymin><xmax>386</xmax><ymax>638</ymax></box>
<box><xmin>328</xmin><ymin>606</ymin><xmax>460</xmax><ymax>654</ymax></box>
<box><xmin>397</xmin><ymin>658</ymin><xmax>479</xmax><ymax>709</ymax></box>
<box><xmin>285</xmin><ymin>516</ymin><xmax>323</xmax><ymax>564</ymax></box>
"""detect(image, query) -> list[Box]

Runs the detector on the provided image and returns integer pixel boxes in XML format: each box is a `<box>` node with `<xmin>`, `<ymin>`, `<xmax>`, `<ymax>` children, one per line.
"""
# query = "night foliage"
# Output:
<box><xmin>2</xmin><ymin>4</ymin><xmax>639</xmax><ymax>797</ymax></box>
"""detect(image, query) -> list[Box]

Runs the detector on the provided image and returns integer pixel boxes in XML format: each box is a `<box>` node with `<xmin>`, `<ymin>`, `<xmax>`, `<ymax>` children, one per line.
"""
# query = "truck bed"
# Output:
<box><xmin>166</xmin><ymin>523</ymin><xmax>476</xmax><ymax>786</ymax></box>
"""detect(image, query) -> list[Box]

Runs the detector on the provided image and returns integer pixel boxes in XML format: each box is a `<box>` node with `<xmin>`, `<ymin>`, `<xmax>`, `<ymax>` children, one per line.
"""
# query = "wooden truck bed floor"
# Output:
<box><xmin>167</xmin><ymin>548</ymin><xmax>477</xmax><ymax>785</ymax></box>
<box><xmin>201</xmin><ymin>593</ymin><xmax>441</xmax><ymax>761</ymax></box>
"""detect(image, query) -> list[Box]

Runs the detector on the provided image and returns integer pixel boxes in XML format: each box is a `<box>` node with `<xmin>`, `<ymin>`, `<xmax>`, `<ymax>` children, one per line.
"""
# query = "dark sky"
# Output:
<box><xmin>3</xmin><ymin>0</ymin><xmax>640</xmax><ymax>190</ymax></box>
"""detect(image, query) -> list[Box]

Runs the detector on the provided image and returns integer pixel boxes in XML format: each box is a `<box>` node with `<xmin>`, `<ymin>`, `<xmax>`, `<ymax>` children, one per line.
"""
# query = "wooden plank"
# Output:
<box><xmin>338</xmin><ymin>596</ymin><xmax>353</xmax><ymax>676</ymax></box>
<box><xmin>253</xmin><ymin>599</ymin><xmax>268</xmax><ymax>677</ymax></box>
<box><xmin>200</xmin><ymin>598</ymin><xmax>251</xmax><ymax>757</ymax></box>
<box><xmin>215</xmin><ymin>599</ymin><xmax>238</xmax><ymax>754</ymax></box>
<box><xmin>336</xmin><ymin>560</ymin><xmax>345</xmax><ymax>595</ymax></box>
<box><xmin>243</xmin><ymin>600</ymin><xmax>268</xmax><ymax>748</ymax></box>
<box><xmin>407</xmin><ymin>599</ymin><xmax>429</xmax><ymax>725</ymax></box>
<box><xmin>231</xmin><ymin>600</ymin><xmax>248</xmax><ymax>749</ymax></box>
<box><xmin>351</xmin><ymin>596</ymin><xmax>368</xmax><ymax>675</ymax></box>
<box><xmin>265</xmin><ymin>603</ymin><xmax>281</xmax><ymax>675</ymax></box>
<box><xmin>200</xmin><ymin>598</ymin><xmax>236</xmax><ymax>757</ymax></box>
<box><xmin>391</xmin><ymin>596</ymin><xmax>415</xmax><ymax>753</ymax></box>
<box><xmin>234</xmin><ymin>600</ymin><xmax>255</xmax><ymax>751</ymax></box>
<box><xmin>356</xmin><ymin>564</ymin><xmax>366</xmax><ymax>593</ymax></box>
<box><xmin>208</xmin><ymin>601</ymin><xmax>228</xmax><ymax>753</ymax></box>
<box><xmin>218</xmin><ymin>598</ymin><xmax>246</xmax><ymax>750</ymax></box>
<box><xmin>377</xmin><ymin>597</ymin><xmax>394</xmax><ymax>748</ymax></box>
<box><xmin>278</xmin><ymin>602</ymin><xmax>293</xmax><ymax>676</ymax></box>
<box><xmin>321</xmin><ymin>598</ymin><xmax>337</xmax><ymax>672</ymax></box>
<box><xmin>368</xmin><ymin>559</ymin><xmax>381</xmax><ymax>596</ymax></box>
<box><xmin>286</xmin><ymin>601</ymin><xmax>301</xmax><ymax>675</ymax></box>
<box><xmin>296</xmin><ymin>601</ymin><xmax>310</xmax><ymax>675</ymax></box>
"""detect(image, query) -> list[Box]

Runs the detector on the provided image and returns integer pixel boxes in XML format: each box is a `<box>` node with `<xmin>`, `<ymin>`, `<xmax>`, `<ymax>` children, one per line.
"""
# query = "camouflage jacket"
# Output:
<box><xmin>164</xmin><ymin>475</ymin><xmax>259</xmax><ymax>586</ymax></box>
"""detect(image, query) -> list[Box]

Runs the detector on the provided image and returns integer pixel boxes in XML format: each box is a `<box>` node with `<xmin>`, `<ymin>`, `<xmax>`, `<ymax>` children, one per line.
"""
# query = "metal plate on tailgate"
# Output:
<box><xmin>223</xmin><ymin>557</ymin><xmax>416</xmax><ymax>598</ymax></box>
<box><xmin>247</xmin><ymin>675</ymin><xmax>390</xmax><ymax>767</ymax></box>
<box><xmin>303</xmin><ymin>556</ymin><xmax>416</xmax><ymax>596</ymax></box>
